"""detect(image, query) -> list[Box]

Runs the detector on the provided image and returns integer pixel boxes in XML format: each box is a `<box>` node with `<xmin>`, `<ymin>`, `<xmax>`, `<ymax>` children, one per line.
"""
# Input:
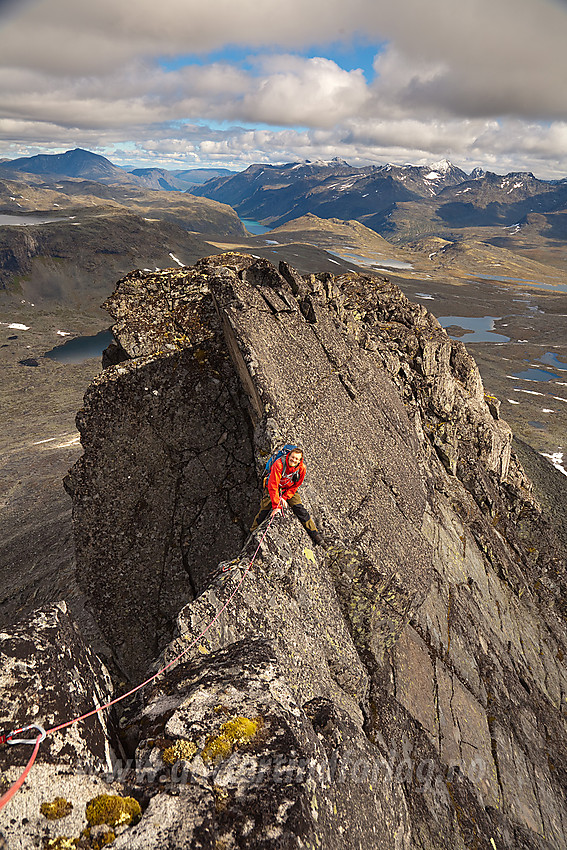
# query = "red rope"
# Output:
<box><xmin>0</xmin><ymin>733</ymin><xmax>42</xmax><ymax>811</ymax></box>
<box><xmin>0</xmin><ymin>507</ymin><xmax>279</xmax><ymax>812</ymax></box>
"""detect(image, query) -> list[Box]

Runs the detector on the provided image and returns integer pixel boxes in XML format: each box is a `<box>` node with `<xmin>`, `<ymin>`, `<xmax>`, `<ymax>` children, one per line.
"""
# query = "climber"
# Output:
<box><xmin>250</xmin><ymin>447</ymin><xmax>325</xmax><ymax>546</ymax></box>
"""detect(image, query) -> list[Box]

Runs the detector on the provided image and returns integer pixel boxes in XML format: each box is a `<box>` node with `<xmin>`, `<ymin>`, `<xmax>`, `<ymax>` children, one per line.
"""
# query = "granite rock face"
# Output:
<box><xmin>0</xmin><ymin>602</ymin><xmax>113</xmax><ymax>771</ymax></box>
<box><xmin>116</xmin><ymin>640</ymin><xmax>410</xmax><ymax>850</ymax></box>
<box><xmin>44</xmin><ymin>254</ymin><xmax>567</xmax><ymax>847</ymax></box>
<box><xmin>0</xmin><ymin>603</ymin><xmax>133</xmax><ymax>850</ymax></box>
<box><xmin>65</xmin><ymin>266</ymin><xmax>259</xmax><ymax>678</ymax></box>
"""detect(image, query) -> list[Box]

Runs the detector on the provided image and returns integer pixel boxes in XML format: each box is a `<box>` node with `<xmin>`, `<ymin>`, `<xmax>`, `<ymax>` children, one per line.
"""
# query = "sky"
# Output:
<box><xmin>1</xmin><ymin>0</ymin><xmax>567</xmax><ymax>178</ymax></box>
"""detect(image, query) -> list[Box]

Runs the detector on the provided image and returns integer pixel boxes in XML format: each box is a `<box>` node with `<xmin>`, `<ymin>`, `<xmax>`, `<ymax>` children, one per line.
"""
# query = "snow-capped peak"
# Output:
<box><xmin>303</xmin><ymin>157</ymin><xmax>350</xmax><ymax>167</ymax></box>
<box><xmin>428</xmin><ymin>159</ymin><xmax>452</xmax><ymax>173</ymax></box>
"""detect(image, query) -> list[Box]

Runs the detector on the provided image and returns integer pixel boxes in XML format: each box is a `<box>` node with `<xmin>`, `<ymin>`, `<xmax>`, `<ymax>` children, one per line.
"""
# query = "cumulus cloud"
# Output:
<box><xmin>235</xmin><ymin>58</ymin><xmax>369</xmax><ymax>127</ymax></box>
<box><xmin>2</xmin><ymin>0</ymin><xmax>567</xmax><ymax>114</ymax></box>
<box><xmin>1</xmin><ymin>0</ymin><xmax>567</xmax><ymax>176</ymax></box>
<box><xmin>0</xmin><ymin>57</ymin><xmax>366</xmax><ymax>130</ymax></box>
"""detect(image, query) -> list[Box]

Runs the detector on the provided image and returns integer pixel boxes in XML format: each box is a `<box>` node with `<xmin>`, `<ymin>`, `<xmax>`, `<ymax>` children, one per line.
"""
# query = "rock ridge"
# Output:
<box><xmin>2</xmin><ymin>253</ymin><xmax>566</xmax><ymax>849</ymax></box>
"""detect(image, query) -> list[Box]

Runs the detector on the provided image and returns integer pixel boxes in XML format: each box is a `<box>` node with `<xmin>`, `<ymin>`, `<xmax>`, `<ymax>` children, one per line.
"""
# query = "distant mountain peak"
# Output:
<box><xmin>0</xmin><ymin>147</ymin><xmax>127</xmax><ymax>182</ymax></box>
<box><xmin>303</xmin><ymin>157</ymin><xmax>350</xmax><ymax>167</ymax></box>
<box><xmin>428</xmin><ymin>159</ymin><xmax>453</xmax><ymax>173</ymax></box>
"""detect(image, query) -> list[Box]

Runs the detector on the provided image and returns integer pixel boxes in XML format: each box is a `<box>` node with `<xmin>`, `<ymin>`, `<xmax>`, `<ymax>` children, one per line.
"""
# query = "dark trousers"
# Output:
<box><xmin>251</xmin><ymin>489</ymin><xmax>319</xmax><ymax>537</ymax></box>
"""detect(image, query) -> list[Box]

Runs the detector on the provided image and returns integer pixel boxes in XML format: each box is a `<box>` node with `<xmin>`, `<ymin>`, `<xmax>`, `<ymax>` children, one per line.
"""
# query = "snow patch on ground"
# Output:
<box><xmin>513</xmin><ymin>388</ymin><xmax>545</xmax><ymax>397</ymax></box>
<box><xmin>56</xmin><ymin>331</ymin><xmax>71</xmax><ymax>337</ymax></box>
<box><xmin>507</xmin><ymin>399</ymin><xmax>520</xmax><ymax>404</ymax></box>
<box><xmin>169</xmin><ymin>253</ymin><xmax>184</xmax><ymax>267</ymax></box>
<box><xmin>33</xmin><ymin>433</ymin><xmax>81</xmax><ymax>449</ymax></box>
<box><xmin>540</xmin><ymin>451</ymin><xmax>567</xmax><ymax>476</ymax></box>
<box><xmin>2</xmin><ymin>322</ymin><xmax>30</xmax><ymax>330</ymax></box>
<box><xmin>54</xmin><ymin>435</ymin><xmax>81</xmax><ymax>449</ymax></box>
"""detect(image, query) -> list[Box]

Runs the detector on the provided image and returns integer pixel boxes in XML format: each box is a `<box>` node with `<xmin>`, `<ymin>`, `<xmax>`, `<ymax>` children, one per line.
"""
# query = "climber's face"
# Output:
<box><xmin>288</xmin><ymin>451</ymin><xmax>302</xmax><ymax>468</ymax></box>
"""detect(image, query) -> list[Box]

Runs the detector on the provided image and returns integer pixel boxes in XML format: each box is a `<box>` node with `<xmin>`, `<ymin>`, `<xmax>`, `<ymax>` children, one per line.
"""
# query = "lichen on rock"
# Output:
<box><xmin>40</xmin><ymin>797</ymin><xmax>74</xmax><ymax>820</ymax></box>
<box><xmin>161</xmin><ymin>738</ymin><xmax>197</xmax><ymax>765</ymax></box>
<box><xmin>43</xmin><ymin>837</ymin><xmax>79</xmax><ymax>850</ymax></box>
<box><xmin>201</xmin><ymin>715</ymin><xmax>260</xmax><ymax>765</ymax></box>
<box><xmin>85</xmin><ymin>793</ymin><xmax>141</xmax><ymax>828</ymax></box>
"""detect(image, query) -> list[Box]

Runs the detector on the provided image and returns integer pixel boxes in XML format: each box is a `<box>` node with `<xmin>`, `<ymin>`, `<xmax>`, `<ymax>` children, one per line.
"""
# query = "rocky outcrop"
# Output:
<box><xmin>0</xmin><ymin>602</ymin><xmax>140</xmax><ymax>849</ymax></box>
<box><xmin>13</xmin><ymin>253</ymin><xmax>566</xmax><ymax>848</ymax></box>
<box><xmin>65</xmin><ymin>265</ymin><xmax>259</xmax><ymax>678</ymax></box>
<box><xmin>116</xmin><ymin>639</ymin><xmax>411</xmax><ymax>850</ymax></box>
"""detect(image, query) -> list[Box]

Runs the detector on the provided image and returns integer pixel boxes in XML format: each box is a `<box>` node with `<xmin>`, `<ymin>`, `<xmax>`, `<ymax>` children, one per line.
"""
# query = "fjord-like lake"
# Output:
<box><xmin>438</xmin><ymin>316</ymin><xmax>511</xmax><ymax>343</ymax></box>
<box><xmin>239</xmin><ymin>218</ymin><xmax>272</xmax><ymax>235</ymax></box>
<box><xmin>45</xmin><ymin>330</ymin><xmax>113</xmax><ymax>364</ymax></box>
<box><xmin>0</xmin><ymin>213</ymin><xmax>70</xmax><ymax>226</ymax></box>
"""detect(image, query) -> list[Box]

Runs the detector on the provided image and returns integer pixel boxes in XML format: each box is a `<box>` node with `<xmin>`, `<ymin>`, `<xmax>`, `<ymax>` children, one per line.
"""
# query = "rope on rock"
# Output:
<box><xmin>0</xmin><ymin>729</ymin><xmax>44</xmax><ymax>811</ymax></box>
<box><xmin>0</xmin><ymin>504</ymin><xmax>281</xmax><ymax>813</ymax></box>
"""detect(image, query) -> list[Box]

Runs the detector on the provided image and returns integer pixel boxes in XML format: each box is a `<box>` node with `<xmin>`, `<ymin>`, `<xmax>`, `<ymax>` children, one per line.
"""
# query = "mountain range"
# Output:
<box><xmin>190</xmin><ymin>157</ymin><xmax>468</xmax><ymax>220</ymax></box>
<box><xmin>3</xmin><ymin>148</ymin><xmax>567</xmax><ymax>244</ymax></box>
<box><xmin>0</xmin><ymin>148</ymin><xmax>232</xmax><ymax>190</ymax></box>
<box><xmin>190</xmin><ymin>158</ymin><xmax>567</xmax><ymax>240</ymax></box>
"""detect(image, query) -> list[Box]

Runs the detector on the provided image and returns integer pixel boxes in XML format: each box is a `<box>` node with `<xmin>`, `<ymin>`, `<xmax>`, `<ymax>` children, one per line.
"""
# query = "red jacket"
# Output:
<box><xmin>267</xmin><ymin>455</ymin><xmax>306</xmax><ymax>508</ymax></box>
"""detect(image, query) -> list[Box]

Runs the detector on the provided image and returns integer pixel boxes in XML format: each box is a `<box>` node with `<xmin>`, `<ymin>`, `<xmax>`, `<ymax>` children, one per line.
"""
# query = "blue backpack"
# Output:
<box><xmin>264</xmin><ymin>444</ymin><xmax>300</xmax><ymax>483</ymax></box>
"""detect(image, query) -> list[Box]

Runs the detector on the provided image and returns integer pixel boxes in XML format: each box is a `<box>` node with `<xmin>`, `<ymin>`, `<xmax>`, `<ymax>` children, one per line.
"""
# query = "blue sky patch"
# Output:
<box><xmin>157</xmin><ymin>38</ymin><xmax>383</xmax><ymax>82</ymax></box>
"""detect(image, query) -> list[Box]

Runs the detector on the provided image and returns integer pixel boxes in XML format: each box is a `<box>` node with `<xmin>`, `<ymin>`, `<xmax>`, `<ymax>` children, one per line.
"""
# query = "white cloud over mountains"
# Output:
<box><xmin>1</xmin><ymin>0</ymin><xmax>567</xmax><ymax>177</ymax></box>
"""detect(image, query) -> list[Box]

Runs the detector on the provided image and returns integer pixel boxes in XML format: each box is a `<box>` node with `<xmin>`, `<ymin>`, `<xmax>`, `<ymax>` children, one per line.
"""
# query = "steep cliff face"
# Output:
<box><xmin>65</xmin><ymin>265</ymin><xmax>258</xmax><ymax>676</ymax></box>
<box><xmin>4</xmin><ymin>254</ymin><xmax>565</xmax><ymax>848</ymax></box>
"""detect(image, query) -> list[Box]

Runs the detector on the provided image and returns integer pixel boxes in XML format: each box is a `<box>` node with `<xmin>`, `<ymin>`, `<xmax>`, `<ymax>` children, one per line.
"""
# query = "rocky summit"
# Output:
<box><xmin>1</xmin><ymin>254</ymin><xmax>566</xmax><ymax>849</ymax></box>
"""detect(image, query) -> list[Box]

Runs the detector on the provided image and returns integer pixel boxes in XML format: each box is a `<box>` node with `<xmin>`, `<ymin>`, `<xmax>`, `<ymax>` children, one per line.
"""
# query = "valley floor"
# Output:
<box><xmin>0</xmin><ymin>302</ymin><xmax>110</xmax><ymax>646</ymax></box>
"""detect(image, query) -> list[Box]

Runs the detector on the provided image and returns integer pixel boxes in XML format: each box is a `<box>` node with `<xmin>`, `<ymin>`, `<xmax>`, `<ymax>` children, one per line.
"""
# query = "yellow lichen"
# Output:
<box><xmin>77</xmin><ymin>826</ymin><xmax>116</xmax><ymax>850</ymax></box>
<box><xmin>214</xmin><ymin>784</ymin><xmax>230</xmax><ymax>813</ymax></box>
<box><xmin>40</xmin><ymin>797</ymin><xmax>73</xmax><ymax>820</ymax></box>
<box><xmin>162</xmin><ymin>739</ymin><xmax>197</xmax><ymax>765</ymax></box>
<box><xmin>201</xmin><ymin>716</ymin><xmax>260</xmax><ymax>766</ymax></box>
<box><xmin>85</xmin><ymin>794</ymin><xmax>141</xmax><ymax>828</ymax></box>
<box><xmin>303</xmin><ymin>547</ymin><xmax>316</xmax><ymax>564</ymax></box>
<box><xmin>89</xmin><ymin>829</ymin><xmax>116</xmax><ymax>850</ymax></box>
<box><xmin>43</xmin><ymin>838</ymin><xmax>78</xmax><ymax>850</ymax></box>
